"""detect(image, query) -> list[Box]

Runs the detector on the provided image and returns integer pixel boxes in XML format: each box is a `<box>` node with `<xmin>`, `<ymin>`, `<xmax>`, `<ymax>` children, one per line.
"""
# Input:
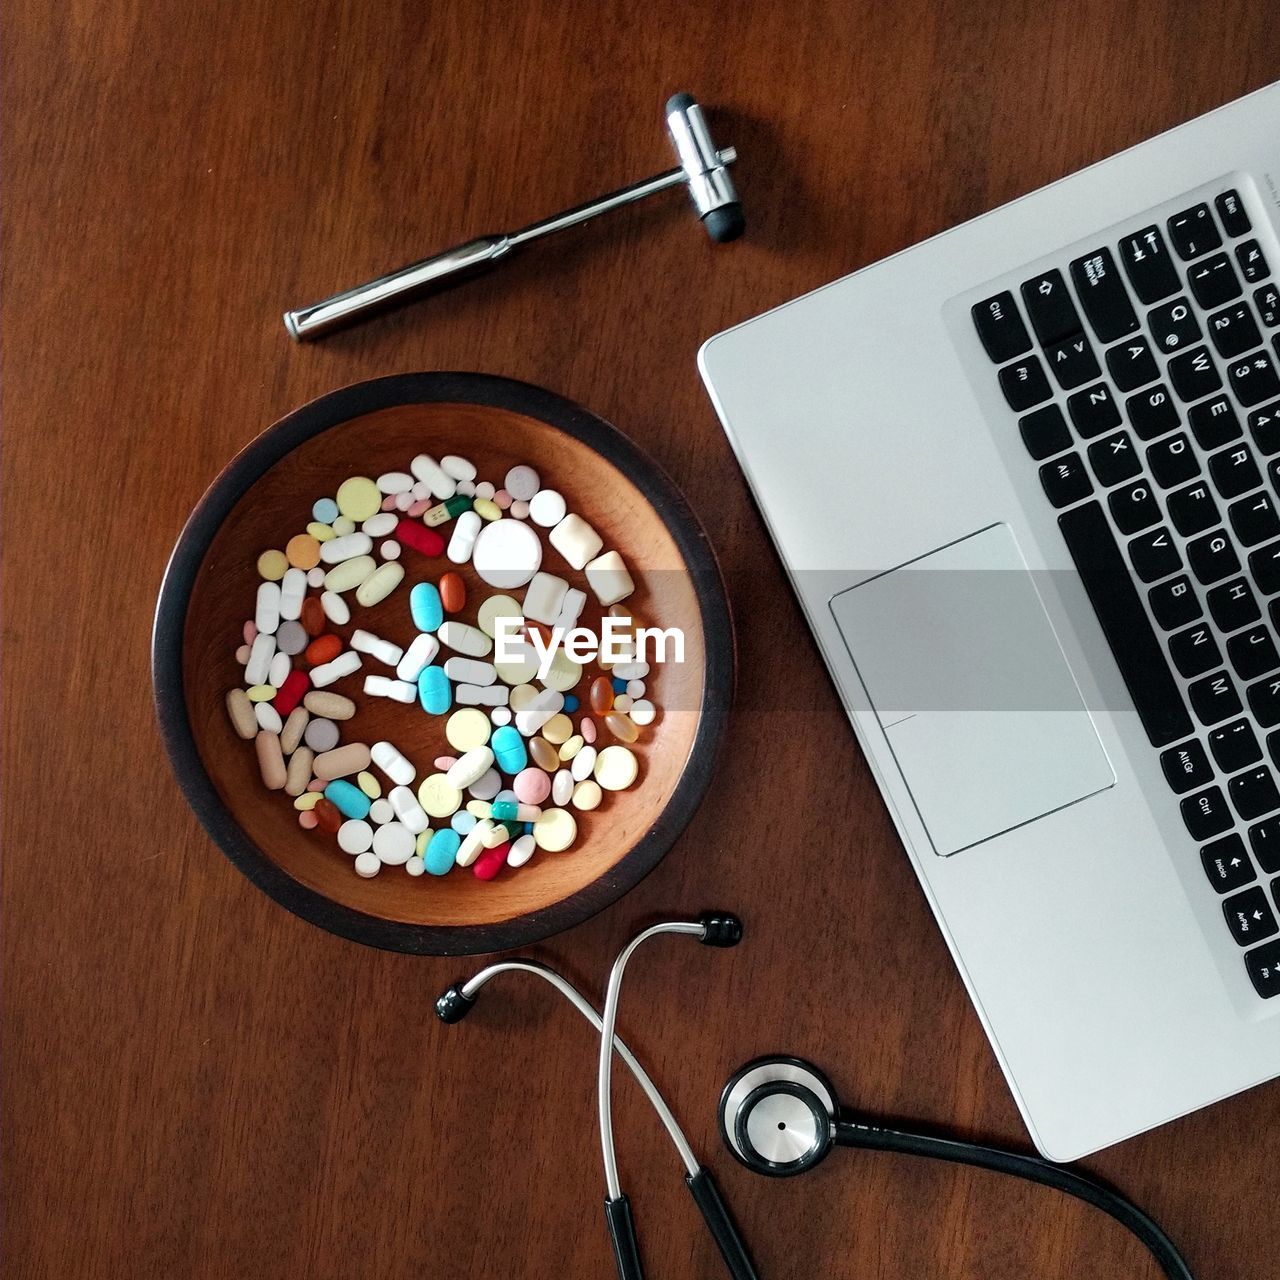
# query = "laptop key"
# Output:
<box><xmin>1067</xmin><ymin>383</ymin><xmax>1121</xmax><ymax>438</ymax></box>
<box><xmin>1168</xmin><ymin>204</ymin><xmax>1222</xmax><ymax>261</ymax></box>
<box><xmin>1207</xmin><ymin>577</ymin><xmax>1260</xmax><ymax>631</ymax></box>
<box><xmin>1247</xmin><ymin>403</ymin><xmax>1280</xmax><ymax>454</ymax></box>
<box><xmin>1038</xmin><ymin>453</ymin><xmax>1092</xmax><ymax>508</ymax></box>
<box><xmin>1166</xmin><ymin>481</ymin><xmax>1219</xmax><ymax>536</ymax></box>
<box><xmin>1201</xmin><ymin>834</ymin><xmax>1257</xmax><ymax>894</ymax></box>
<box><xmin>1151</xmin><ymin>575</ymin><xmax>1201</xmax><ymax>628</ymax></box>
<box><xmin>1088</xmin><ymin>432</ymin><xmax>1140</xmax><ymax>487</ymax></box>
<box><xmin>1245</xmin><ymin>939</ymin><xmax>1280</xmax><ymax>998</ymax></box>
<box><xmin>1210</xmin><ymin>718</ymin><xmax>1262</xmax><ymax>771</ymax></box>
<box><xmin>1223</xmin><ymin>885</ymin><xmax>1279</xmax><ymax>945</ymax></box>
<box><xmin>1257</xmin><ymin>284</ymin><xmax>1280</xmax><ymax>328</ymax></box>
<box><xmin>1189</xmin><ymin>670</ymin><xmax>1242</xmax><ymax>726</ymax></box>
<box><xmin>1045</xmin><ymin>333</ymin><xmax>1100</xmax><ymax>390</ymax></box>
<box><xmin>1000</xmin><ymin>355</ymin><xmax>1052</xmax><ymax>411</ymax></box>
<box><xmin>1231</xmin><ymin>350</ymin><xmax>1280</xmax><ymax>408</ymax></box>
<box><xmin>1228</xmin><ymin>625</ymin><xmax>1280</xmax><ymax>682</ymax></box>
<box><xmin>1188</xmin><ymin>253</ymin><xmax>1242</xmax><ymax>310</ymax></box>
<box><xmin>1251</xmin><ymin>815</ymin><xmax>1280</xmax><ymax>872</ymax></box>
<box><xmin>1169</xmin><ymin>623</ymin><xmax>1222</xmax><ymax>679</ymax></box>
<box><xmin>1208</xmin><ymin>444</ymin><xmax>1262</xmax><ymax>500</ymax></box>
<box><xmin>1150</xmin><ymin>297</ymin><xmax>1201</xmax><ymax>353</ymax></box>
<box><xmin>1127</xmin><ymin>385</ymin><xmax>1180</xmax><ymax>440</ymax></box>
<box><xmin>1236</xmin><ymin>239</ymin><xmax>1269</xmax><ymax>284</ymax></box>
<box><xmin>1231</xmin><ymin>765</ymin><xmax>1280</xmax><ymax>821</ymax></box>
<box><xmin>1206</xmin><ymin>302</ymin><xmax>1261</xmax><ymax>360</ymax></box>
<box><xmin>1057</xmin><ymin>502</ymin><xmax>1193</xmax><ymax>746</ymax></box>
<box><xmin>1247</xmin><ymin>675</ymin><xmax>1280</xmax><ymax>728</ymax></box>
<box><xmin>1247</xmin><ymin>540</ymin><xmax>1280</xmax><ymax>595</ymax></box>
<box><xmin>1070</xmin><ymin>248</ymin><xmax>1138</xmax><ymax>342</ymax></box>
<box><xmin>1106</xmin><ymin>335</ymin><xmax>1159</xmax><ymax>392</ymax></box>
<box><xmin>1229</xmin><ymin>491</ymin><xmax>1280</xmax><ymax>546</ymax></box>
<box><xmin>1120</xmin><ymin>225</ymin><xmax>1181</xmax><ymax>303</ymax></box>
<box><xmin>1021</xmin><ymin>269</ymin><xmax>1080</xmax><ymax>345</ymax></box>
<box><xmin>1019</xmin><ymin>404</ymin><xmax>1072</xmax><ymax>460</ymax></box>
<box><xmin>1131</xmin><ymin>528</ymin><xmax>1183</xmax><ymax>583</ymax></box>
<box><xmin>1183</xmin><ymin>786</ymin><xmax>1234</xmax><ymax>841</ymax></box>
<box><xmin>1168</xmin><ymin>345</ymin><xmax>1223</xmax><ymax>403</ymax></box>
<box><xmin>1161</xmin><ymin>738</ymin><xmax>1213</xmax><ymax>794</ymax></box>
<box><xmin>1187</xmin><ymin>529</ymin><xmax>1239</xmax><ymax>585</ymax></box>
<box><xmin>972</xmin><ymin>292</ymin><xmax>1032</xmax><ymax>363</ymax></box>
<box><xmin>1147</xmin><ymin>433</ymin><xmax>1200</xmax><ymax>489</ymax></box>
<box><xmin>1109</xmin><ymin>481</ymin><xmax>1161</xmax><ymax>535</ymax></box>
<box><xmin>1215</xmin><ymin>189</ymin><xmax>1251</xmax><ymax>237</ymax></box>
<box><xmin>1189</xmin><ymin>394</ymin><xmax>1242</xmax><ymax>450</ymax></box>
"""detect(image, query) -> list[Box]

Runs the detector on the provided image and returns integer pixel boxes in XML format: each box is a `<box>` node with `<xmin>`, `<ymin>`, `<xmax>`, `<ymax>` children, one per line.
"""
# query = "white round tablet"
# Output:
<box><xmin>505</xmin><ymin>465</ymin><xmax>540</xmax><ymax>501</ymax></box>
<box><xmin>471</xmin><ymin>519</ymin><xmax>543</xmax><ymax>590</ymax></box>
<box><xmin>405</xmin><ymin>855</ymin><xmax>426</xmax><ymax>877</ymax></box>
<box><xmin>353</xmin><ymin>851</ymin><xmax>381</xmax><ymax>878</ymax></box>
<box><xmin>368</xmin><ymin>798</ymin><xmax>395</xmax><ymax>825</ymax></box>
<box><xmin>373</xmin><ymin>821</ymin><xmax>415</xmax><ymax>865</ymax></box>
<box><xmin>528</xmin><ymin>489</ymin><xmax>567</xmax><ymax>528</ymax></box>
<box><xmin>337</xmin><ymin>819</ymin><xmax>374</xmax><ymax>854</ymax></box>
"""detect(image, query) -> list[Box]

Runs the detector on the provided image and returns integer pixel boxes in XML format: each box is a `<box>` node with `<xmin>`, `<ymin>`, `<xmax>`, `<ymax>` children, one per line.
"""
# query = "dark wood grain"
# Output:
<box><xmin>4</xmin><ymin>2</ymin><xmax>1279</xmax><ymax>1277</ymax></box>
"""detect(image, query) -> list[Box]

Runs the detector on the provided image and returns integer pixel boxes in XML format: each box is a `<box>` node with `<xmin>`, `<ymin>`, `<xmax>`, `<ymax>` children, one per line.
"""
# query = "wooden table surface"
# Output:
<box><xmin>6</xmin><ymin>2</ymin><xmax>1280</xmax><ymax>1276</ymax></box>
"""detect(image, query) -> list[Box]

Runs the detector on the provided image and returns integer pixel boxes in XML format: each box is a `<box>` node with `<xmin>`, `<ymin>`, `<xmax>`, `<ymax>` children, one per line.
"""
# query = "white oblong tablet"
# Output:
<box><xmin>437</xmin><ymin>620</ymin><xmax>492</xmax><ymax>657</ymax></box>
<box><xmin>471</xmin><ymin>519</ymin><xmax>542</xmax><ymax>589</ymax></box>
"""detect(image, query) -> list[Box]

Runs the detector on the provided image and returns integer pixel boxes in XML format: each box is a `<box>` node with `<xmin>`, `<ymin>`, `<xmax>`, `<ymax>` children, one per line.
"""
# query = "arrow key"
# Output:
<box><xmin>1200</xmin><ymin>834</ymin><xmax>1257</xmax><ymax>894</ymax></box>
<box><xmin>1223</xmin><ymin>885</ymin><xmax>1278</xmax><ymax>946</ymax></box>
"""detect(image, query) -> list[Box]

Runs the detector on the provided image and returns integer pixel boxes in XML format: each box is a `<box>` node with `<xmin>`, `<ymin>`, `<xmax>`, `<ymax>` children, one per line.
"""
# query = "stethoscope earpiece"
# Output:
<box><xmin>718</xmin><ymin>1056</ymin><xmax>839</xmax><ymax>1178</ymax></box>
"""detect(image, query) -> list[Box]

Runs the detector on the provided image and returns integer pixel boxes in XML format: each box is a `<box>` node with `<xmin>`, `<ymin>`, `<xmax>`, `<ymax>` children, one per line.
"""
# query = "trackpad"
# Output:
<box><xmin>830</xmin><ymin>524</ymin><xmax>1114</xmax><ymax>855</ymax></box>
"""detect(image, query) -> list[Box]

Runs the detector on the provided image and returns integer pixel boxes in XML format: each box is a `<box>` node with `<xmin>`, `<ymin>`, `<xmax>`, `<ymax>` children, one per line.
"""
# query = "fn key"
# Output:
<box><xmin>1246</xmin><ymin>938</ymin><xmax>1280</xmax><ymax>997</ymax></box>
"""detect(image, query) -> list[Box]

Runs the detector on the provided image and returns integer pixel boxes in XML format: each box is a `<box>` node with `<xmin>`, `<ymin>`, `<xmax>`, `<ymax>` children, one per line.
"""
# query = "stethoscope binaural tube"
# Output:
<box><xmin>437</xmin><ymin>916</ymin><xmax>758</xmax><ymax>1280</ymax></box>
<box><xmin>720</xmin><ymin>1056</ymin><xmax>1196</xmax><ymax>1280</ymax></box>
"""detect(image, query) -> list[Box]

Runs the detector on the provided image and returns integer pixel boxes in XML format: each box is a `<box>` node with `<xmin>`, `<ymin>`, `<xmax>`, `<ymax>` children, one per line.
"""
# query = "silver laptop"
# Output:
<box><xmin>699</xmin><ymin>81</ymin><xmax>1280</xmax><ymax>1161</ymax></box>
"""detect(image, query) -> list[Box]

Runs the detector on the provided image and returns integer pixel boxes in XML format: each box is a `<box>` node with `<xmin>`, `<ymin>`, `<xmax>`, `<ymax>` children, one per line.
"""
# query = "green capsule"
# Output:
<box><xmin>491</xmin><ymin>799</ymin><xmax>518</xmax><ymax>823</ymax></box>
<box><xmin>424</xmin><ymin>495</ymin><xmax>474</xmax><ymax>527</ymax></box>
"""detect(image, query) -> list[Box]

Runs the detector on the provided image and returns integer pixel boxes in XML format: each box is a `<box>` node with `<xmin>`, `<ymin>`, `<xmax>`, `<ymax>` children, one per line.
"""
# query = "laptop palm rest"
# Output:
<box><xmin>829</xmin><ymin>523</ymin><xmax>1115</xmax><ymax>856</ymax></box>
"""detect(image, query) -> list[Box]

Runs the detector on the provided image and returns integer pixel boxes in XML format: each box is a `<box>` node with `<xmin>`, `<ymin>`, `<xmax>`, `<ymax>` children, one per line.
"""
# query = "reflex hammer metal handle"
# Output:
<box><xmin>284</xmin><ymin>142</ymin><xmax>737</xmax><ymax>342</ymax></box>
<box><xmin>283</xmin><ymin>235</ymin><xmax>511</xmax><ymax>341</ymax></box>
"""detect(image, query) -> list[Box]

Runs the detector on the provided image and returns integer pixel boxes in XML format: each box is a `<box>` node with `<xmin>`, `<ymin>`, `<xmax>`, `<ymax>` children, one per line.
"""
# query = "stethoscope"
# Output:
<box><xmin>437</xmin><ymin>913</ymin><xmax>1196</xmax><ymax>1280</ymax></box>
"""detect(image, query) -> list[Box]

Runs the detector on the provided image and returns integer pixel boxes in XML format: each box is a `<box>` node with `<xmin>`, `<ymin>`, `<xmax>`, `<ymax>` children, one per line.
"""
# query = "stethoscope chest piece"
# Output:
<box><xmin>719</xmin><ymin>1056</ymin><xmax>839</xmax><ymax>1178</ymax></box>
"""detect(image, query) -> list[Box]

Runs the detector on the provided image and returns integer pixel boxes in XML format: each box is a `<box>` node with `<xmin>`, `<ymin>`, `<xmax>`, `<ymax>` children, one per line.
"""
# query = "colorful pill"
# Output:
<box><xmin>439</xmin><ymin>571</ymin><xmax>466</xmax><ymax>612</ymax></box>
<box><xmin>273</xmin><ymin>669</ymin><xmax>310</xmax><ymax>716</ymax></box>
<box><xmin>589</xmin><ymin>676</ymin><xmax>614</xmax><ymax>715</ymax></box>
<box><xmin>395</xmin><ymin>519</ymin><xmax>446</xmax><ymax>558</ymax></box>
<box><xmin>489</xmin><ymin>724</ymin><xmax>528</xmax><ymax>774</ymax></box>
<box><xmin>424</xmin><ymin>495</ymin><xmax>474</xmax><ymax>527</ymax></box>
<box><xmin>324</xmin><ymin>779</ymin><xmax>371</xmax><ymax>820</ymax></box>
<box><xmin>410</xmin><ymin>582</ymin><xmax>444</xmax><ymax>632</ymax></box>
<box><xmin>418</xmin><ymin>665</ymin><xmax>452</xmax><ymax>714</ymax></box>
<box><xmin>425</xmin><ymin>829</ymin><xmax>461</xmax><ymax>875</ymax></box>
<box><xmin>473</xmin><ymin>842</ymin><xmax>510</xmax><ymax>880</ymax></box>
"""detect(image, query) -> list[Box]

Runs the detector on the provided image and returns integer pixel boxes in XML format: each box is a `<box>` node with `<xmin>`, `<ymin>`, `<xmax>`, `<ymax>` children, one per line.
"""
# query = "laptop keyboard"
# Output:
<box><xmin>972</xmin><ymin>186</ymin><xmax>1280</xmax><ymax>1000</ymax></box>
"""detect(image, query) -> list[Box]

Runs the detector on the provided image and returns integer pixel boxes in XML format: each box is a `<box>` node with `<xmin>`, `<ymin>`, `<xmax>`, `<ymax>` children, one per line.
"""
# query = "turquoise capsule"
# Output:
<box><xmin>425</xmin><ymin>828</ymin><xmax>461</xmax><ymax>875</ymax></box>
<box><xmin>451</xmin><ymin>810</ymin><xmax>477</xmax><ymax>835</ymax></box>
<box><xmin>417</xmin><ymin>665</ymin><xmax>452</xmax><ymax>715</ymax></box>
<box><xmin>324</xmin><ymin>779</ymin><xmax>370</xmax><ymax>820</ymax></box>
<box><xmin>410</xmin><ymin>582</ymin><xmax>444</xmax><ymax>632</ymax></box>
<box><xmin>490</xmin><ymin>724</ymin><xmax>528</xmax><ymax>774</ymax></box>
<box><xmin>491</xmin><ymin>799</ymin><xmax>518</xmax><ymax>823</ymax></box>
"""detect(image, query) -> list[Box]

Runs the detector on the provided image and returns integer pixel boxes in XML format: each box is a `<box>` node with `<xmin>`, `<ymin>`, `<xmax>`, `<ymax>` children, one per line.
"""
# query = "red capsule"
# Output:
<box><xmin>473</xmin><ymin>842</ymin><xmax>510</xmax><ymax>880</ymax></box>
<box><xmin>305</xmin><ymin>634</ymin><xmax>341</xmax><ymax>666</ymax></box>
<box><xmin>273</xmin><ymin>669</ymin><xmax>310</xmax><ymax>716</ymax></box>
<box><xmin>439</xmin><ymin>571</ymin><xmax>466</xmax><ymax>613</ymax></box>
<box><xmin>299</xmin><ymin>596</ymin><xmax>326</xmax><ymax>637</ymax></box>
<box><xmin>313</xmin><ymin>798</ymin><xmax>342</xmax><ymax>835</ymax></box>
<box><xmin>395</xmin><ymin>518</ymin><xmax>445</xmax><ymax>557</ymax></box>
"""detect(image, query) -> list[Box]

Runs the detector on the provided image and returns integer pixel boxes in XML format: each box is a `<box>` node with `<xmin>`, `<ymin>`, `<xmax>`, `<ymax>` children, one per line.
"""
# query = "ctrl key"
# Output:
<box><xmin>1246</xmin><ymin>936</ymin><xmax>1280</xmax><ymax>998</ymax></box>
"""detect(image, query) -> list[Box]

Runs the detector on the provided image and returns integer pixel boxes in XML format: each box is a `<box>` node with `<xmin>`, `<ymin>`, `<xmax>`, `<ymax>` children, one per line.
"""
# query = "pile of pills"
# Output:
<box><xmin>225</xmin><ymin>454</ymin><xmax>659</xmax><ymax>880</ymax></box>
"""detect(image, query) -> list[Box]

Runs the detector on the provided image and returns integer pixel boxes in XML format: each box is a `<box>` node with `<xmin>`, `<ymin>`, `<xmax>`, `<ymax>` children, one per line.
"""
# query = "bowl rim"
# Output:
<box><xmin>151</xmin><ymin>372</ymin><xmax>735</xmax><ymax>955</ymax></box>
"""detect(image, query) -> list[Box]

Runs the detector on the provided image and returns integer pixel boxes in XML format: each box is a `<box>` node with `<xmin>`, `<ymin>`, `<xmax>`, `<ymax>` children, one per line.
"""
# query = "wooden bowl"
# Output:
<box><xmin>152</xmin><ymin>373</ymin><xmax>733</xmax><ymax>955</ymax></box>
